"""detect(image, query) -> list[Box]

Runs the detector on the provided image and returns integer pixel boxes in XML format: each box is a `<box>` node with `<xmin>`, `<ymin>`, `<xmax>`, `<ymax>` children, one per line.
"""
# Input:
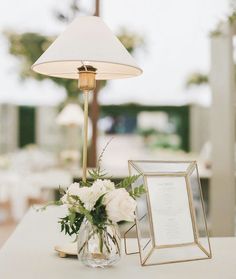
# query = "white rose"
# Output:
<box><xmin>103</xmin><ymin>188</ymin><xmax>137</xmax><ymax>222</ymax></box>
<box><xmin>91</xmin><ymin>179</ymin><xmax>115</xmax><ymax>198</ymax></box>
<box><xmin>91</xmin><ymin>179</ymin><xmax>107</xmax><ymax>196</ymax></box>
<box><xmin>61</xmin><ymin>194</ymin><xmax>68</xmax><ymax>204</ymax></box>
<box><xmin>67</xmin><ymin>182</ymin><xmax>80</xmax><ymax>196</ymax></box>
<box><xmin>60</xmin><ymin>194</ymin><xmax>74</xmax><ymax>210</ymax></box>
<box><xmin>102</xmin><ymin>179</ymin><xmax>115</xmax><ymax>191</ymax></box>
<box><xmin>63</xmin><ymin>183</ymin><xmax>97</xmax><ymax>211</ymax></box>
<box><xmin>77</xmin><ymin>187</ymin><xmax>98</xmax><ymax>211</ymax></box>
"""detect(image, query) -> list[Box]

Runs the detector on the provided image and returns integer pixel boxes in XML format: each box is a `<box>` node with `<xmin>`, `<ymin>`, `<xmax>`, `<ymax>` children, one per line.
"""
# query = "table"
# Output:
<box><xmin>0</xmin><ymin>207</ymin><xmax>235</xmax><ymax>279</ymax></box>
<box><xmin>0</xmin><ymin>168</ymin><xmax>73</xmax><ymax>220</ymax></box>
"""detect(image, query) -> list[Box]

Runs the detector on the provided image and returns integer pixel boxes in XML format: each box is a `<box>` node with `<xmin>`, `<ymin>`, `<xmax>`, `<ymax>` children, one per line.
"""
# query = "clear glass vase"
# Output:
<box><xmin>77</xmin><ymin>219</ymin><xmax>121</xmax><ymax>268</ymax></box>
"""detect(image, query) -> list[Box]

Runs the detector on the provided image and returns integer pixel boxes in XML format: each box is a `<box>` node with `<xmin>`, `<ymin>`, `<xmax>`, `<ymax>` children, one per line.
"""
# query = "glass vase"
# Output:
<box><xmin>77</xmin><ymin>219</ymin><xmax>121</xmax><ymax>268</ymax></box>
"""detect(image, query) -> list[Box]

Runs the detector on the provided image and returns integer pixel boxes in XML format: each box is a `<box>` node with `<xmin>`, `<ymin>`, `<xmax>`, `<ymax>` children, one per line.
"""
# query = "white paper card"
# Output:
<box><xmin>147</xmin><ymin>176</ymin><xmax>194</xmax><ymax>246</ymax></box>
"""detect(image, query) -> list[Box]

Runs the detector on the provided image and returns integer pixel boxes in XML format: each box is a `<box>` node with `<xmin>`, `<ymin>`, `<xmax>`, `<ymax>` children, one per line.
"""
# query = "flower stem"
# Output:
<box><xmin>99</xmin><ymin>230</ymin><xmax>103</xmax><ymax>253</ymax></box>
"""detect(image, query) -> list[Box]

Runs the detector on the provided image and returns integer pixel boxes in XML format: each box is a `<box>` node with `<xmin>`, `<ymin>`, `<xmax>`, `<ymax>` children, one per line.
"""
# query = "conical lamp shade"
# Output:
<box><xmin>32</xmin><ymin>16</ymin><xmax>142</xmax><ymax>80</ymax></box>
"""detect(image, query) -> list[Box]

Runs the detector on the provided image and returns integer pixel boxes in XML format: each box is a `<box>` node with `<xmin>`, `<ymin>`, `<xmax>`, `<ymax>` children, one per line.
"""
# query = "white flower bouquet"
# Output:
<box><xmin>49</xmin><ymin>143</ymin><xmax>146</xmax><ymax>267</ymax></box>
<box><xmin>57</xmin><ymin>143</ymin><xmax>145</xmax><ymax>238</ymax></box>
<box><xmin>59</xmin><ymin>177</ymin><xmax>142</xmax><ymax>236</ymax></box>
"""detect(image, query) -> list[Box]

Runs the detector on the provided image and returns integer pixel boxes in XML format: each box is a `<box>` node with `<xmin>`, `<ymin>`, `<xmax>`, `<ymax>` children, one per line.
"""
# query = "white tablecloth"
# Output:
<box><xmin>0</xmin><ymin>207</ymin><xmax>236</xmax><ymax>279</ymax></box>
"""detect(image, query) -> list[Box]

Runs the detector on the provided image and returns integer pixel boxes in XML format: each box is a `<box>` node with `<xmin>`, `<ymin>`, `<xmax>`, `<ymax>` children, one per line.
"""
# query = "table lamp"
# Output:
<box><xmin>56</xmin><ymin>103</ymin><xmax>84</xmax><ymax>126</ymax></box>
<box><xmin>32</xmin><ymin>16</ymin><xmax>142</xmax><ymax>182</ymax></box>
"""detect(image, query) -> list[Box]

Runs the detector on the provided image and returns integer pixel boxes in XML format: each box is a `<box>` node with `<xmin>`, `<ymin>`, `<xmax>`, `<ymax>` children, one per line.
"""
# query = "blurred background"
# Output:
<box><xmin>0</xmin><ymin>0</ymin><xmax>235</xmax><ymax>246</ymax></box>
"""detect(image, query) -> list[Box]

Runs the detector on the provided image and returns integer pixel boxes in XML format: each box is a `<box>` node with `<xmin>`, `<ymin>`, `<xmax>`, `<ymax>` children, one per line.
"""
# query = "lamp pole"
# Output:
<box><xmin>78</xmin><ymin>66</ymin><xmax>96</xmax><ymax>182</ymax></box>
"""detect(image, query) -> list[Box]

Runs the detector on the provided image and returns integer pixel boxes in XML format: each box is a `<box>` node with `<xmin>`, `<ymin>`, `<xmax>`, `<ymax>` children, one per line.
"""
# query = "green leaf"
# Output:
<box><xmin>60</xmin><ymin>222</ymin><xmax>65</xmax><ymax>232</ymax></box>
<box><xmin>69</xmin><ymin>211</ymin><xmax>76</xmax><ymax>225</ymax></box>
<box><xmin>116</xmin><ymin>174</ymin><xmax>140</xmax><ymax>189</ymax></box>
<box><xmin>80</xmin><ymin>180</ymin><xmax>92</xmax><ymax>187</ymax></box>
<box><xmin>58</xmin><ymin>186</ymin><xmax>66</xmax><ymax>196</ymax></box>
<box><xmin>94</xmin><ymin>194</ymin><xmax>106</xmax><ymax>208</ymax></box>
<box><xmin>130</xmin><ymin>185</ymin><xmax>146</xmax><ymax>199</ymax></box>
<box><xmin>69</xmin><ymin>195</ymin><xmax>79</xmax><ymax>201</ymax></box>
<box><xmin>65</xmin><ymin>224</ymin><xmax>69</xmax><ymax>235</ymax></box>
<box><xmin>59</xmin><ymin>212</ymin><xmax>84</xmax><ymax>236</ymax></box>
<box><xmin>91</xmin><ymin>204</ymin><xmax>107</xmax><ymax>228</ymax></box>
<box><xmin>88</xmin><ymin>168</ymin><xmax>107</xmax><ymax>180</ymax></box>
<box><xmin>77</xmin><ymin>203</ymin><xmax>93</xmax><ymax>224</ymax></box>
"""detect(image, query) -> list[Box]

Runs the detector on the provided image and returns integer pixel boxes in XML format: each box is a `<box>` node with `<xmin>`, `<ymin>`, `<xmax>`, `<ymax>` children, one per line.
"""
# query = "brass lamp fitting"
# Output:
<box><xmin>78</xmin><ymin>65</ymin><xmax>96</xmax><ymax>91</ymax></box>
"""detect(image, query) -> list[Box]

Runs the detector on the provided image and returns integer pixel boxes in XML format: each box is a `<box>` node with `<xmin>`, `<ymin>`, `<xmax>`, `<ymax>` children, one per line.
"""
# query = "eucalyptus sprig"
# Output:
<box><xmin>116</xmin><ymin>174</ymin><xmax>140</xmax><ymax>189</ymax></box>
<box><xmin>80</xmin><ymin>137</ymin><xmax>113</xmax><ymax>187</ymax></box>
<box><xmin>130</xmin><ymin>185</ymin><xmax>146</xmax><ymax>199</ymax></box>
<box><xmin>116</xmin><ymin>174</ymin><xmax>146</xmax><ymax>199</ymax></box>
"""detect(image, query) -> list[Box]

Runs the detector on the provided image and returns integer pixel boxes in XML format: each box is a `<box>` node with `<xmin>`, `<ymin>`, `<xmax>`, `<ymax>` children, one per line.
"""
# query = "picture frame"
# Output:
<box><xmin>126</xmin><ymin>160</ymin><xmax>212</xmax><ymax>266</ymax></box>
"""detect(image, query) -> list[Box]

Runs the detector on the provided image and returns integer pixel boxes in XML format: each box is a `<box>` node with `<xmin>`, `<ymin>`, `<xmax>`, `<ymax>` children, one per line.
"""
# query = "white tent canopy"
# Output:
<box><xmin>0</xmin><ymin>0</ymin><xmax>228</xmax><ymax>107</ymax></box>
<box><xmin>0</xmin><ymin>78</ymin><xmax>66</xmax><ymax>106</ymax></box>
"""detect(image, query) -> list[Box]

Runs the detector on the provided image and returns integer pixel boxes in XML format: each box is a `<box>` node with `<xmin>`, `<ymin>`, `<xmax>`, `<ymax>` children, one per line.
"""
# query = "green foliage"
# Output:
<box><xmin>59</xmin><ymin>212</ymin><xmax>84</xmax><ymax>236</ymax></box>
<box><xmin>116</xmin><ymin>174</ymin><xmax>146</xmax><ymax>199</ymax></box>
<box><xmin>130</xmin><ymin>185</ymin><xmax>146</xmax><ymax>199</ymax></box>
<box><xmin>117</xmin><ymin>28</ymin><xmax>145</xmax><ymax>53</ymax></box>
<box><xmin>54</xmin><ymin>0</ymin><xmax>82</xmax><ymax>23</ymax></box>
<box><xmin>138</xmin><ymin>128</ymin><xmax>156</xmax><ymax>138</ymax></box>
<box><xmin>185</xmin><ymin>72</ymin><xmax>209</xmax><ymax>88</ymax></box>
<box><xmin>37</xmin><ymin>200</ymin><xmax>63</xmax><ymax>211</ymax></box>
<box><xmin>210</xmin><ymin>29</ymin><xmax>222</xmax><ymax>37</ymax></box>
<box><xmin>96</xmin><ymin>137</ymin><xmax>113</xmax><ymax>175</ymax></box>
<box><xmin>59</xmin><ymin>194</ymin><xmax>108</xmax><ymax>236</ymax></box>
<box><xmin>59</xmin><ymin>194</ymin><xmax>93</xmax><ymax>236</ymax></box>
<box><xmin>87</xmin><ymin>168</ymin><xmax>107</xmax><ymax>181</ymax></box>
<box><xmin>58</xmin><ymin>186</ymin><xmax>66</xmax><ymax>196</ymax></box>
<box><xmin>100</xmin><ymin>104</ymin><xmax>190</xmax><ymax>152</ymax></box>
<box><xmin>90</xmin><ymin>195</ymin><xmax>107</xmax><ymax>228</ymax></box>
<box><xmin>228</xmin><ymin>10</ymin><xmax>236</xmax><ymax>24</ymax></box>
<box><xmin>116</xmin><ymin>174</ymin><xmax>140</xmax><ymax>189</ymax></box>
<box><xmin>5</xmin><ymin>31</ymin><xmax>52</xmax><ymax>77</ymax></box>
<box><xmin>82</xmin><ymin>137</ymin><xmax>113</xmax><ymax>186</ymax></box>
<box><xmin>4</xmin><ymin>31</ymin><xmax>80</xmax><ymax>99</ymax></box>
<box><xmin>210</xmin><ymin>10</ymin><xmax>236</xmax><ymax>37</ymax></box>
<box><xmin>58</xmin><ymin>173</ymin><xmax>146</xmax><ymax>237</ymax></box>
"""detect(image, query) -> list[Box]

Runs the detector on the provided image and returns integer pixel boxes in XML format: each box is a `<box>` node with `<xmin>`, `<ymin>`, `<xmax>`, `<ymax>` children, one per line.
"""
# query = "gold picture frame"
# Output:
<box><xmin>127</xmin><ymin>160</ymin><xmax>212</xmax><ymax>266</ymax></box>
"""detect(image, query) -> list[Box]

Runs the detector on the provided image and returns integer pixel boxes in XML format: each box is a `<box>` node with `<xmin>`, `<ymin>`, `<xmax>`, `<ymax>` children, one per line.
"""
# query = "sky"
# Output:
<box><xmin>0</xmin><ymin>0</ymin><xmax>230</xmax><ymax>106</ymax></box>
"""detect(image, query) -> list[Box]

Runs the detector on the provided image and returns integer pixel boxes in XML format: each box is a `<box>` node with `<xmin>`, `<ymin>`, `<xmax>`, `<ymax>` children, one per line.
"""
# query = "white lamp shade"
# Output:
<box><xmin>32</xmin><ymin>16</ymin><xmax>142</xmax><ymax>80</ymax></box>
<box><xmin>56</xmin><ymin>104</ymin><xmax>84</xmax><ymax>126</ymax></box>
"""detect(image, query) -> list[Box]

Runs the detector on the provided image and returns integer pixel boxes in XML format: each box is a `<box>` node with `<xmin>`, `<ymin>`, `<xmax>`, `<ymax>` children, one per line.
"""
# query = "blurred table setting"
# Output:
<box><xmin>0</xmin><ymin>137</ymin><xmax>212</xmax><ymax>223</ymax></box>
<box><xmin>0</xmin><ymin>145</ymin><xmax>74</xmax><ymax>222</ymax></box>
